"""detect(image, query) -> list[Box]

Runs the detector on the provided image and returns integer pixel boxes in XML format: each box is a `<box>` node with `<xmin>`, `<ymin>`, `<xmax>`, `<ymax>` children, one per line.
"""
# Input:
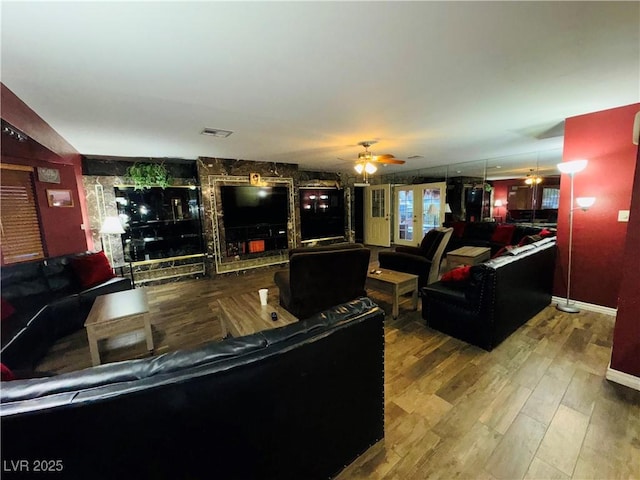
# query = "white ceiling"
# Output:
<box><xmin>1</xmin><ymin>1</ymin><xmax>638</xmax><ymax>175</ymax></box>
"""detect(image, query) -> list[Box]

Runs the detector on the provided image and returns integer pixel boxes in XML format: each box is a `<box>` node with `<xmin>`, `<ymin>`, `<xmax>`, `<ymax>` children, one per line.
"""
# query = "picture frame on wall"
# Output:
<box><xmin>47</xmin><ymin>189</ymin><xmax>74</xmax><ymax>207</ymax></box>
<box><xmin>37</xmin><ymin>167</ymin><xmax>61</xmax><ymax>183</ymax></box>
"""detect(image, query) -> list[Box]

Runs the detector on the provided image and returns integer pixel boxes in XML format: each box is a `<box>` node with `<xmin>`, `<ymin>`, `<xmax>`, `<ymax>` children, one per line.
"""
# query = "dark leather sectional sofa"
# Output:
<box><xmin>1</xmin><ymin>297</ymin><xmax>385</xmax><ymax>480</ymax></box>
<box><xmin>1</xmin><ymin>253</ymin><xmax>132</xmax><ymax>370</ymax></box>
<box><xmin>422</xmin><ymin>237</ymin><xmax>557</xmax><ymax>351</ymax></box>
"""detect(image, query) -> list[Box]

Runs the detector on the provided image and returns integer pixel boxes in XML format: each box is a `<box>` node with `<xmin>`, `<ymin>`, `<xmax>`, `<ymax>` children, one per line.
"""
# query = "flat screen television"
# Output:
<box><xmin>220</xmin><ymin>185</ymin><xmax>289</xmax><ymax>228</ymax></box>
<box><xmin>299</xmin><ymin>188</ymin><xmax>345</xmax><ymax>241</ymax></box>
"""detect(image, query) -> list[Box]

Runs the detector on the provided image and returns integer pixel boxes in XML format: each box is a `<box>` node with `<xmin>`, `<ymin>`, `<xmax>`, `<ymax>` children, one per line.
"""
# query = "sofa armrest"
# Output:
<box><xmin>79</xmin><ymin>277</ymin><xmax>132</xmax><ymax>300</ymax></box>
<box><xmin>421</xmin><ymin>282</ymin><xmax>469</xmax><ymax>308</ymax></box>
<box><xmin>378</xmin><ymin>251</ymin><xmax>431</xmax><ymax>276</ymax></box>
<box><xmin>273</xmin><ymin>269</ymin><xmax>292</xmax><ymax>308</ymax></box>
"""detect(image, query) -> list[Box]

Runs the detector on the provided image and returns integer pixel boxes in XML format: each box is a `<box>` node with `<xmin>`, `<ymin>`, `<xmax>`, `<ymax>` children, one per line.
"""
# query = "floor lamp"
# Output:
<box><xmin>556</xmin><ymin>159</ymin><xmax>595</xmax><ymax>313</ymax></box>
<box><xmin>99</xmin><ymin>216</ymin><xmax>125</xmax><ymax>267</ymax></box>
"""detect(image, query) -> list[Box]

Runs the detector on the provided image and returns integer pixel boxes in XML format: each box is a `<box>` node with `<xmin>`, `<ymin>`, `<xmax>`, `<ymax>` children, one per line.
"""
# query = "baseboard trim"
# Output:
<box><xmin>551</xmin><ymin>296</ymin><xmax>617</xmax><ymax>316</ymax></box>
<box><xmin>606</xmin><ymin>364</ymin><xmax>640</xmax><ymax>391</ymax></box>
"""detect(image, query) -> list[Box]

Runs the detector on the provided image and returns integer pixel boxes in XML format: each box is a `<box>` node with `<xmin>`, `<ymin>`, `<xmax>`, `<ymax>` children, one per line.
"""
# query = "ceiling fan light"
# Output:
<box><xmin>354</xmin><ymin>163</ymin><xmax>364</xmax><ymax>174</ymax></box>
<box><xmin>364</xmin><ymin>162</ymin><xmax>377</xmax><ymax>174</ymax></box>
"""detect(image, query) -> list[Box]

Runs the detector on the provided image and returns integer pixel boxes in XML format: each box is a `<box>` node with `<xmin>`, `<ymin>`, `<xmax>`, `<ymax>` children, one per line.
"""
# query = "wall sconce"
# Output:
<box><xmin>576</xmin><ymin>197</ymin><xmax>596</xmax><ymax>210</ymax></box>
<box><xmin>556</xmin><ymin>159</ymin><xmax>592</xmax><ymax>313</ymax></box>
<box><xmin>445</xmin><ymin>203</ymin><xmax>452</xmax><ymax>214</ymax></box>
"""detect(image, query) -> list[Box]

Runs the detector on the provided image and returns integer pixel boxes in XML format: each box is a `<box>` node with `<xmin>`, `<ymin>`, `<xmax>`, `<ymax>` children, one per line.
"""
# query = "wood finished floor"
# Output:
<box><xmin>37</xmin><ymin>260</ymin><xmax>640</xmax><ymax>480</ymax></box>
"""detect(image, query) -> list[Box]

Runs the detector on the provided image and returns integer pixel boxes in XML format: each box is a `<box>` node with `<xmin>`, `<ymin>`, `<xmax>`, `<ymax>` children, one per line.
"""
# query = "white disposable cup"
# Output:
<box><xmin>258</xmin><ymin>288</ymin><xmax>268</xmax><ymax>306</ymax></box>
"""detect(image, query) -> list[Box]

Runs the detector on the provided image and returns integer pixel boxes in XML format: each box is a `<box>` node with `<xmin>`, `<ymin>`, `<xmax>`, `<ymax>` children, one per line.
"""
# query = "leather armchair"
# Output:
<box><xmin>274</xmin><ymin>245</ymin><xmax>371</xmax><ymax>319</ymax></box>
<box><xmin>378</xmin><ymin>227</ymin><xmax>453</xmax><ymax>289</ymax></box>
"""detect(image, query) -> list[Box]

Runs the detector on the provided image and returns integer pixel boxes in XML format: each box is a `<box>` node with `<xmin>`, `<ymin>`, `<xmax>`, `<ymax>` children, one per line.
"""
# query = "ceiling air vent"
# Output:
<box><xmin>201</xmin><ymin>128</ymin><xmax>233</xmax><ymax>138</ymax></box>
<box><xmin>407</xmin><ymin>155</ymin><xmax>423</xmax><ymax>160</ymax></box>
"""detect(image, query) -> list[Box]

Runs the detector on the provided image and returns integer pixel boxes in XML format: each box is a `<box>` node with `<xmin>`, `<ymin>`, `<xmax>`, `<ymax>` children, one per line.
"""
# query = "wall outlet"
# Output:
<box><xmin>80</xmin><ymin>223</ymin><xmax>86</xmax><ymax>230</ymax></box>
<box><xmin>618</xmin><ymin>210</ymin><xmax>630</xmax><ymax>222</ymax></box>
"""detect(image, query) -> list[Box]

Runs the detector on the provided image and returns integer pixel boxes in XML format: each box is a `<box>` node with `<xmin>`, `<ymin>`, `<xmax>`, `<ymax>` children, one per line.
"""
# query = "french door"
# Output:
<box><xmin>364</xmin><ymin>184</ymin><xmax>390</xmax><ymax>247</ymax></box>
<box><xmin>394</xmin><ymin>182</ymin><xmax>447</xmax><ymax>247</ymax></box>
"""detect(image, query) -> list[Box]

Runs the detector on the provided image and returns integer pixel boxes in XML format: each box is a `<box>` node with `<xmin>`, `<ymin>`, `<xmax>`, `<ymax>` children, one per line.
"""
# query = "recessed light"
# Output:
<box><xmin>201</xmin><ymin>128</ymin><xmax>233</xmax><ymax>138</ymax></box>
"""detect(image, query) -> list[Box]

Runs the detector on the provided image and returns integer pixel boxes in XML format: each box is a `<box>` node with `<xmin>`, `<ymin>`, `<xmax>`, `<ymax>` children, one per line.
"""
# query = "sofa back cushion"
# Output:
<box><xmin>464</xmin><ymin>222</ymin><xmax>495</xmax><ymax>241</ymax></box>
<box><xmin>288</xmin><ymin>247</ymin><xmax>371</xmax><ymax>319</ymax></box>
<box><xmin>288</xmin><ymin>242</ymin><xmax>363</xmax><ymax>258</ymax></box>
<box><xmin>41</xmin><ymin>255</ymin><xmax>77</xmax><ymax>293</ymax></box>
<box><xmin>419</xmin><ymin>230</ymin><xmax>447</xmax><ymax>260</ymax></box>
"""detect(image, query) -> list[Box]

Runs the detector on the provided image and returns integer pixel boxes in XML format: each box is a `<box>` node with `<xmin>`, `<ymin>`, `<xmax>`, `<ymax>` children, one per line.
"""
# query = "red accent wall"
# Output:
<box><xmin>556</xmin><ymin>103</ymin><xmax>639</xmax><ymax>308</ymax></box>
<box><xmin>610</xmin><ymin>145</ymin><xmax>640</xmax><ymax>377</ymax></box>
<box><xmin>1</xmin><ymin>83</ymin><xmax>90</xmax><ymax>258</ymax></box>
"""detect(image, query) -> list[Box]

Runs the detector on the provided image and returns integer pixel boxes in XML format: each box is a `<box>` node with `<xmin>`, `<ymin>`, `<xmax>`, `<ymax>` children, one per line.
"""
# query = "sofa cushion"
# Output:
<box><xmin>490</xmin><ymin>224</ymin><xmax>516</xmax><ymax>244</ymax></box>
<box><xmin>71</xmin><ymin>251</ymin><xmax>115</xmax><ymax>288</ymax></box>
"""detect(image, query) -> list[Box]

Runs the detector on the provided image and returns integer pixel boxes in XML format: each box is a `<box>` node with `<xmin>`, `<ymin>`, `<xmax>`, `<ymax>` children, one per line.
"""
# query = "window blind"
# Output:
<box><xmin>0</xmin><ymin>165</ymin><xmax>45</xmax><ymax>264</ymax></box>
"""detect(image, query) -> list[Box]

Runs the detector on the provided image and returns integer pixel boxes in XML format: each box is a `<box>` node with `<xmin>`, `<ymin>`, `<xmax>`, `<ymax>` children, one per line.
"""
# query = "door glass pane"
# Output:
<box><xmin>421</xmin><ymin>188</ymin><xmax>441</xmax><ymax>236</ymax></box>
<box><xmin>398</xmin><ymin>190</ymin><xmax>413</xmax><ymax>241</ymax></box>
<box><xmin>371</xmin><ymin>189</ymin><xmax>384</xmax><ymax>218</ymax></box>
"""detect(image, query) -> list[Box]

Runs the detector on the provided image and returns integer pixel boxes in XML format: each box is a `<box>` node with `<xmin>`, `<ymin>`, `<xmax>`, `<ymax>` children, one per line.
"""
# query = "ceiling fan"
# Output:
<box><xmin>353</xmin><ymin>141</ymin><xmax>406</xmax><ymax>175</ymax></box>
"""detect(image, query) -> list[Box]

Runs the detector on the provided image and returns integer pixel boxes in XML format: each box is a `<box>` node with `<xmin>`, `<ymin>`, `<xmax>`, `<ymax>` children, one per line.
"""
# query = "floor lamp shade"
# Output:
<box><xmin>99</xmin><ymin>217</ymin><xmax>125</xmax><ymax>267</ymax></box>
<box><xmin>99</xmin><ymin>216</ymin><xmax>125</xmax><ymax>235</ymax></box>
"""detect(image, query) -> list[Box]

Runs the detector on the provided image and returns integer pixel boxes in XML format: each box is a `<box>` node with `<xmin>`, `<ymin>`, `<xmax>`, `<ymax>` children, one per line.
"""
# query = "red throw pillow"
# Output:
<box><xmin>491</xmin><ymin>224</ymin><xmax>516</xmax><ymax>244</ymax></box>
<box><xmin>441</xmin><ymin>265</ymin><xmax>472</xmax><ymax>283</ymax></box>
<box><xmin>70</xmin><ymin>251</ymin><xmax>115</xmax><ymax>289</ymax></box>
<box><xmin>1</xmin><ymin>298</ymin><xmax>15</xmax><ymax>321</ymax></box>
<box><xmin>539</xmin><ymin>228</ymin><xmax>555</xmax><ymax>238</ymax></box>
<box><xmin>1</xmin><ymin>363</ymin><xmax>15</xmax><ymax>381</ymax></box>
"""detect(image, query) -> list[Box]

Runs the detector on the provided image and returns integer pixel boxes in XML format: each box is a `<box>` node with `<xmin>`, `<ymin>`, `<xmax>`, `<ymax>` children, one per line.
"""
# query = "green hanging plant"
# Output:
<box><xmin>126</xmin><ymin>162</ymin><xmax>173</xmax><ymax>190</ymax></box>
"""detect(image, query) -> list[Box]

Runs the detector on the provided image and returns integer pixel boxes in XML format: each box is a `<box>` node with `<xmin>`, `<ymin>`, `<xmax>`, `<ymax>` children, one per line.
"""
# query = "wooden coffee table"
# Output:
<box><xmin>217</xmin><ymin>293</ymin><xmax>298</xmax><ymax>338</ymax></box>
<box><xmin>85</xmin><ymin>288</ymin><xmax>154</xmax><ymax>366</ymax></box>
<box><xmin>446</xmin><ymin>246</ymin><xmax>491</xmax><ymax>271</ymax></box>
<box><xmin>365</xmin><ymin>269</ymin><xmax>419</xmax><ymax>319</ymax></box>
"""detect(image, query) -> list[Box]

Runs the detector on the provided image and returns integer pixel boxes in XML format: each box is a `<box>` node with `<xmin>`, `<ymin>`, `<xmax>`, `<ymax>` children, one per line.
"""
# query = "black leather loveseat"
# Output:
<box><xmin>1</xmin><ymin>253</ymin><xmax>132</xmax><ymax>370</ymax></box>
<box><xmin>422</xmin><ymin>237</ymin><xmax>556</xmax><ymax>351</ymax></box>
<box><xmin>1</xmin><ymin>297</ymin><xmax>385</xmax><ymax>480</ymax></box>
<box><xmin>274</xmin><ymin>243</ymin><xmax>371</xmax><ymax>319</ymax></box>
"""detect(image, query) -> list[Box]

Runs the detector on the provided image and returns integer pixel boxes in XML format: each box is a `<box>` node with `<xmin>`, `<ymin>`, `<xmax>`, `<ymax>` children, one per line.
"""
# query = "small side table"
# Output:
<box><xmin>85</xmin><ymin>289</ymin><xmax>153</xmax><ymax>366</ymax></box>
<box><xmin>446</xmin><ymin>246</ymin><xmax>491</xmax><ymax>271</ymax></box>
<box><xmin>365</xmin><ymin>269</ymin><xmax>419</xmax><ymax>319</ymax></box>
